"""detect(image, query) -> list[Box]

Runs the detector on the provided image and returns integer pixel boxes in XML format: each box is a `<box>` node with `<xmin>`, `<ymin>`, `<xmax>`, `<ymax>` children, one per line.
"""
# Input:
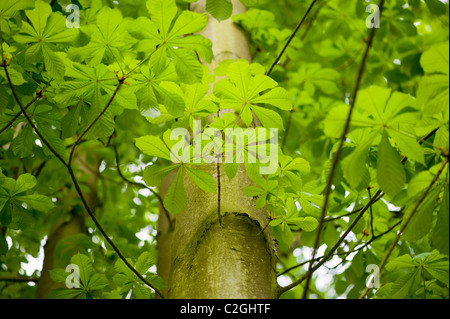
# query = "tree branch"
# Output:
<box><xmin>278</xmin><ymin>188</ymin><xmax>382</xmax><ymax>296</ymax></box>
<box><xmin>359</xmin><ymin>156</ymin><xmax>449</xmax><ymax>299</ymax></box>
<box><xmin>0</xmin><ymin>276</ymin><xmax>39</xmax><ymax>282</ymax></box>
<box><xmin>278</xmin><ymin>121</ymin><xmax>437</xmax><ymax>296</ymax></box>
<box><xmin>301</xmin><ymin>0</ymin><xmax>385</xmax><ymax>299</ymax></box>
<box><xmin>0</xmin><ymin>88</ymin><xmax>44</xmax><ymax>135</ymax></box>
<box><xmin>2</xmin><ymin>61</ymin><xmax>165</xmax><ymax>299</ymax></box>
<box><xmin>2</xmin><ymin>64</ymin><xmax>68</xmax><ymax>166</ymax></box>
<box><xmin>111</xmin><ymin>143</ymin><xmax>174</xmax><ymax>231</ymax></box>
<box><xmin>266</xmin><ymin>0</ymin><xmax>319</xmax><ymax>76</ymax></box>
<box><xmin>68</xmin><ymin>81</ymin><xmax>123</xmax><ymax>166</ymax></box>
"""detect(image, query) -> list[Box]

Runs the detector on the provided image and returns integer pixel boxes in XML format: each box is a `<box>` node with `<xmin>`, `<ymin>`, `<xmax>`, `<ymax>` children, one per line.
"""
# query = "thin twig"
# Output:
<box><xmin>278</xmin><ymin>188</ymin><xmax>382</xmax><ymax>296</ymax></box>
<box><xmin>266</xmin><ymin>0</ymin><xmax>319</xmax><ymax>77</ymax></box>
<box><xmin>0</xmin><ymin>88</ymin><xmax>44</xmax><ymax>135</ymax></box>
<box><xmin>2</xmin><ymin>65</ymin><xmax>68</xmax><ymax>166</ymax></box>
<box><xmin>66</xmin><ymin>165</ymin><xmax>165</xmax><ymax>298</ymax></box>
<box><xmin>0</xmin><ymin>276</ymin><xmax>39</xmax><ymax>282</ymax></box>
<box><xmin>278</xmin><ymin>125</ymin><xmax>437</xmax><ymax>296</ymax></box>
<box><xmin>359</xmin><ymin>157</ymin><xmax>449</xmax><ymax>299</ymax></box>
<box><xmin>2</xmin><ymin>61</ymin><xmax>165</xmax><ymax>299</ymax></box>
<box><xmin>68</xmin><ymin>81</ymin><xmax>123</xmax><ymax>166</ymax></box>
<box><xmin>301</xmin><ymin>0</ymin><xmax>385</xmax><ymax>299</ymax></box>
<box><xmin>111</xmin><ymin>144</ymin><xmax>174</xmax><ymax>231</ymax></box>
<box><xmin>277</xmin><ymin>218</ymin><xmax>402</xmax><ymax>277</ymax></box>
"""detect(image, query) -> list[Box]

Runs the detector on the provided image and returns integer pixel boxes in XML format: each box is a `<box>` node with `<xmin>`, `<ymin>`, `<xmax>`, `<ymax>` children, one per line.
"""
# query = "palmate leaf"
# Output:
<box><xmin>12</xmin><ymin>0</ymin><xmax>78</xmax><ymax>79</ymax></box>
<box><xmin>213</xmin><ymin>60</ymin><xmax>292</xmax><ymax>129</ymax></box>
<box><xmin>130</xmin><ymin>0</ymin><xmax>211</xmax><ymax>84</ymax></box>
<box><xmin>133</xmin><ymin>62</ymin><xmax>180</xmax><ymax>117</ymax></box>
<box><xmin>67</xmin><ymin>7</ymin><xmax>129</xmax><ymax>66</ymax></box>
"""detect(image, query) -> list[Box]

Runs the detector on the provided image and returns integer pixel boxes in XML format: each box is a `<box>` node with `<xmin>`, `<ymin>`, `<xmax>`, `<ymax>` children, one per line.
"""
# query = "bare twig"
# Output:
<box><xmin>301</xmin><ymin>0</ymin><xmax>385</xmax><ymax>299</ymax></box>
<box><xmin>2</xmin><ymin>61</ymin><xmax>165</xmax><ymax>299</ymax></box>
<box><xmin>68</xmin><ymin>81</ymin><xmax>123</xmax><ymax>166</ymax></box>
<box><xmin>0</xmin><ymin>88</ymin><xmax>44</xmax><ymax>135</ymax></box>
<box><xmin>111</xmin><ymin>144</ymin><xmax>174</xmax><ymax>231</ymax></box>
<box><xmin>359</xmin><ymin>157</ymin><xmax>449</xmax><ymax>299</ymax></box>
<box><xmin>266</xmin><ymin>0</ymin><xmax>319</xmax><ymax>77</ymax></box>
<box><xmin>0</xmin><ymin>276</ymin><xmax>39</xmax><ymax>282</ymax></box>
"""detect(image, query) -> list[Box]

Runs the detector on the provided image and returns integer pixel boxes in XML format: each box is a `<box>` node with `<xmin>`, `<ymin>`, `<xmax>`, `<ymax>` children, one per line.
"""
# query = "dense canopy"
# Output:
<box><xmin>0</xmin><ymin>0</ymin><xmax>448</xmax><ymax>300</ymax></box>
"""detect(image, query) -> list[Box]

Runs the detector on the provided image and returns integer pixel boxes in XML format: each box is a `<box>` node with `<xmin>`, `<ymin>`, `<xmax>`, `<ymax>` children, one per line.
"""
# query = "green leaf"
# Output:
<box><xmin>135</xmin><ymin>135</ymin><xmax>172</xmax><ymax>161</ymax></box>
<box><xmin>0</xmin><ymin>200</ymin><xmax>12</xmax><ymax>227</ymax></box>
<box><xmin>136</xmin><ymin>249</ymin><xmax>157</xmax><ymax>274</ymax></box>
<box><xmin>168</xmin><ymin>11</ymin><xmax>208</xmax><ymax>38</ymax></box>
<box><xmin>386</xmin><ymin>254</ymin><xmax>415</xmax><ymax>271</ymax></box>
<box><xmin>250</xmin><ymin>105</ymin><xmax>284</xmax><ymax>130</ymax></box>
<box><xmin>87</xmin><ymin>273</ymin><xmax>109</xmax><ymax>290</ymax></box>
<box><xmin>12</xmin><ymin>173</ymin><xmax>36</xmax><ymax>195</ymax></box>
<box><xmin>36</xmin><ymin>119</ymin><xmax>66</xmax><ymax>159</ymax></box>
<box><xmin>425</xmin><ymin>0</ymin><xmax>447</xmax><ymax>15</ymax></box>
<box><xmin>377</xmin><ymin>132</ymin><xmax>406</xmax><ymax>198</ymax></box>
<box><xmin>163</xmin><ymin>168</ymin><xmax>187</xmax><ymax>214</ymax></box>
<box><xmin>225</xmin><ymin>162</ymin><xmax>239</xmax><ymax>180</ymax></box>
<box><xmin>387</xmin><ymin>128</ymin><xmax>425</xmax><ymax>165</ymax></box>
<box><xmin>0</xmin><ymin>0</ymin><xmax>34</xmax><ymax>20</ymax></box>
<box><xmin>356</xmin><ymin>86</ymin><xmax>391</xmax><ymax>122</ymax></box>
<box><xmin>168</xmin><ymin>48</ymin><xmax>204</xmax><ymax>84</ymax></box>
<box><xmin>147</xmin><ymin>0</ymin><xmax>178</xmax><ymax>38</ymax></box>
<box><xmin>403</xmin><ymin>185</ymin><xmax>442</xmax><ymax>242</ymax></box>
<box><xmin>142</xmin><ymin>165</ymin><xmax>178</xmax><ymax>187</ymax></box>
<box><xmin>206</xmin><ymin>0</ymin><xmax>233</xmax><ymax>21</ymax></box>
<box><xmin>420</xmin><ymin>42</ymin><xmax>449</xmax><ymax>75</ymax></box>
<box><xmin>242</xmin><ymin>185</ymin><xmax>266</xmax><ymax>197</ymax></box>
<box><xmin>431</xmin><ymin>185</ymin><xmax>449</xmax><ymax>255</ymax></box>
<box><xmin>251</xmin><ymin>87</ymin><xmax>292</xmax><ymax>111</ymax></box>
<box><xmin>49</xmin><ymin>268</ymin><xmax>69</xmax><ymax>284</ymax></box>
<box><xmin>70</xmin><ymin>253</ymin><xmax>93</xmax><ymax>287</ymax></box>
<box><xmin>185</xmin><ymin>166</ymin><xmax>217</xmax><ymax>193</ymax></box>
<box><xmin>287</xmin><ymin>216</ymin><xmax>319</xmax><ymax>232</ymax></box>
<box><xmin>407</xmin><ymin>171</ymin><xmax>434</xmax><ymax>198</ymax></box>
<box><xmin>422</xmin><ymin>254</ymin><xmax>449</xmax><ymax>285</ymax></box>
<box><xmin>25</xmin><ymin>0</ymin><xmax>52</xmax><ymax>36</ymax></box>
<box><xmin>54</xmin><ymin>234</ymin><xmax>96</xmax><ymax>268</ymax></box>
<box><xmin>15</xmin><ymin>194</ymin><xmax>54</xmax><ymax>212</ymax></box>
<box><xmin>48</xmin><ymin>288</ymin><xmax>84</xmax><ymax>299</ymax></box>
<box><xmin>61</xmin><ymin>104</ymin><xmax>81</xmax><ymax>139</ymax></box>
<box><xmin>391</xmin><ymin>268</ymin><xmax>421</xmax><ymax>298</ymax></box>
<box><xmin>343</xmin><ymin>130</ymin><xmax>377</xmax><ymax>190</ymax></box>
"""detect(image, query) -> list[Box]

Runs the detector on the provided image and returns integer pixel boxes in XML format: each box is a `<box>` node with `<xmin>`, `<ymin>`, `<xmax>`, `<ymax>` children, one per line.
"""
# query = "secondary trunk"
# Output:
<box><xmin>35</xmin><ymin>150</ymin><xmax>99</xmax><ymax>299</ymax></box>
<box><xmin>156</xmin><ymin>0</ymin><xmax>279</xmax><ymax>299</ymax></box>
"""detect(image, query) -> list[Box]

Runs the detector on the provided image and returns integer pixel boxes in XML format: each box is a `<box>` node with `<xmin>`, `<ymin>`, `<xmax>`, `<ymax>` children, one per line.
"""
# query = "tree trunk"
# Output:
<box><xmin>157</xmin><ymin>0</ymin><xmax>278</xmax><ymax>299</ymax></box>
<box><xmin>35</xmin><ymin>150</ymin><xmax>99</xmax><ymax>299</ymax></box>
